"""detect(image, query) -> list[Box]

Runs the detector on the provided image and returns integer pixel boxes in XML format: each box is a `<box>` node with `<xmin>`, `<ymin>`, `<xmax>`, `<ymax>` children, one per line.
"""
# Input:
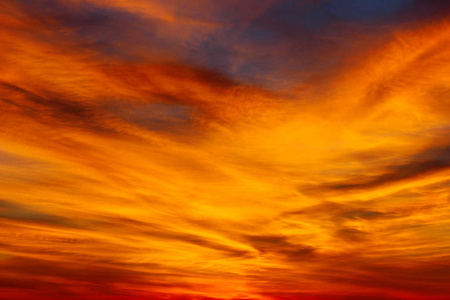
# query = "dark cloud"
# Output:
<box><xmin>140</xmin><ymin>230</ymin><xmax>252</xmax><ymax>259</ymax></box>
<box><xmin>324</xmin><ymin>0</ymin><xmax>414</xmax><ymax>21</ymax></box>
<box><xmin>244</xmin><ymin>235</ymin><xmax>315</xmax><ymax>260</ymax></box>
<box><xmin>101</xmin><ymin>101</ymin><xmax>192</xmax><ymax>132</ymax></box>
<box><xmin>0</xmin><ymin>199</ymin><xmax>72</xmax><ymax>226</ymax></box>
<box><xmin>338</xmin><ymin>210</ymin><xmax>385</xmax><ymax>220</ymax></box>
<box><xmin>335</xmin><ymin>227</ymin><xmax>369</xmax><ymax>243</ymax></box>
<box><xmin>0</xmin><ymin>82</ymin><xmax>115</xmax><ymax>134</ymax></box>
<box><xmin>281</xmin><ymin>201</ymin><xmax>386</xmax><ymax>222</ymax></box>
<box><xmin>1</xmin><ymin>60</ymin><xmax>240</xmax><ymax>135</ymax></box>
<box><xmin>10</xmin><ymin>0</ymin><xmax>170</xmax><ymax>61</ymax></box>
<box><xmin>332</xmin><ymin>159</ymin><xmax>450</xmax><ymax>191</ymax></box>
<box><xmin>299</xmin><ymin>146</ymin><xmax>450</xmax><ymax>194</ymax></box>
<box><xmin>282</xmin><ymin>201</ymin><xmax>345</xmax><ymax>217</ymax></box>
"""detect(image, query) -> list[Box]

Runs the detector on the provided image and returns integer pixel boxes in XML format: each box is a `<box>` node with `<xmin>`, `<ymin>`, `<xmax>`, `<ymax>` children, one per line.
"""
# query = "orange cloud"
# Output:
<box><xmin>1</xmin><ymin>1</ymin><xmax>450</xmax><ymax>300</ymax></box>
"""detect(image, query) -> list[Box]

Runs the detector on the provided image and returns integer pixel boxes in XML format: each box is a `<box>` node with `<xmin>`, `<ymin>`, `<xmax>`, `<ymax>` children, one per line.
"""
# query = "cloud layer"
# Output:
<box><xmin>1</xmin><ymin>1</ymin><xmax>450</xmax><ymax>299</ymax></box>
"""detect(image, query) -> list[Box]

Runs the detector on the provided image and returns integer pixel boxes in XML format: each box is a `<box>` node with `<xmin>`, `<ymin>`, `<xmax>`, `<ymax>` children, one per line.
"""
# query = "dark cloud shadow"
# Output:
<box><xmin>0</xmin><ymin>199</ymin><xmax>76</xmax><ymax>227</ymax></box>
<box><xmin>298</xmin><ymin>146</ymin><xmax>450</xmax><ymax>195</ymax></box>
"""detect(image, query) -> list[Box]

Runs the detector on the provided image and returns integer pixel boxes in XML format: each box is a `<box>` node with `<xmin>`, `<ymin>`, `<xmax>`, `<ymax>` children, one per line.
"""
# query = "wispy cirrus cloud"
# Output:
<box><xmin>1</xmin><ymin>1</ymin><xmax>450</xmax><ymax>300</ymax></box>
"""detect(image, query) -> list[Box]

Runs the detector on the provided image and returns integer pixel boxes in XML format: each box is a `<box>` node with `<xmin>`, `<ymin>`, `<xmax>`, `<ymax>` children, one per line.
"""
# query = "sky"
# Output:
<box><xmin>1</xmin><ymin>0</ymin><xmax>450</xmax><ymax>299</ymax></box>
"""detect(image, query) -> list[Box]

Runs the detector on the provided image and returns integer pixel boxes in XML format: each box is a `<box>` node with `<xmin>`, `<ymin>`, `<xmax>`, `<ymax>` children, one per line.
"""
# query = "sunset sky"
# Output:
<box><xmin>1</xmin><ymin>1</ymin><xmax>450</xmax><ymax>299</ymax></box>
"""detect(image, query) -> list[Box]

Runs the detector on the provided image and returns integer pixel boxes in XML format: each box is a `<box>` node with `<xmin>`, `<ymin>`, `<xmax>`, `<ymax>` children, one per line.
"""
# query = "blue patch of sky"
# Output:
<box><xmin>324</xmin><ymin>0</ymin><xmax>415</xmax><ymax>21</ymax></box>
<box><xmin>185</xmin><ymin>0</ymin><xmax>419</xmax><ymax>89</ymax></box>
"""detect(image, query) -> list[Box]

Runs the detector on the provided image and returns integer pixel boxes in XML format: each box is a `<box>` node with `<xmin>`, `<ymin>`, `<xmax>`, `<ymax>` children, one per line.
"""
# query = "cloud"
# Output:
<box><xmin>244</xmin><ymin>235</ymin><xmax>316</xmax><ymax>261</ymax></box>
<box><xmin>298</xmin><ymin>146</ymin><xmax>450</xmax><ymax>197</ymax></box>
<box><xmin>0</xmin><ymin>199</ymin><xmax>71</xmax><ymax>226</ymax></box>
<box><xmin>1</xmin><ymin>1</ymin><xmax>450</xmax><ymax>300</ymax></box>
